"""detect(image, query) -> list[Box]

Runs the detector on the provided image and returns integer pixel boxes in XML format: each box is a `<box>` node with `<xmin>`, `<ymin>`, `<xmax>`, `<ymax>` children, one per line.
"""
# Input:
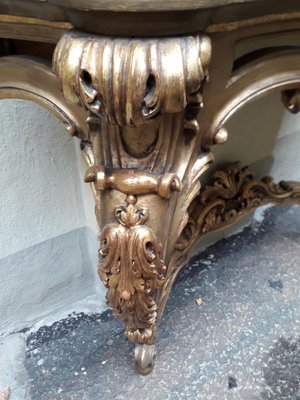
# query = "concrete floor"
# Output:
<box><xmin>2</xmin><ymin>204</ymin><xmax>299</xmax><ymax>399</ymax></box>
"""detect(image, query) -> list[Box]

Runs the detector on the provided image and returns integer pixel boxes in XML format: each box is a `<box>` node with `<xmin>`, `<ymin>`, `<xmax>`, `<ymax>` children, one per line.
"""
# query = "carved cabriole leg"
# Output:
<box><xmin>53</xmin><ymin>30</ymin><xmax>213</xmax><ymax>373</ymax></box>
<box><xmin>52</xmin><ymin>28</ymin><xmax>300</xmax><ymax>374</ymax></box>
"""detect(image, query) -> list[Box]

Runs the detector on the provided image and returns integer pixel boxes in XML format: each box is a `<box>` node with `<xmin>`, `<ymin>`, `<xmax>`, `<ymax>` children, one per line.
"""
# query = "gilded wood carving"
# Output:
<box><xmin>53</xmin><ymin>29</ymin><xmax>213</xmax><ymax>366</ymax></box>
<box><xmin>99</xmin><ymin>195</ymin><xmax>166</xmax><ymax>344</ymax></box>
<box><xmin>176</xmin><ymin>163</ymin><xmax>300</xmax><ymax>253</ymax></box>
<box><xmin>53</xmin><ymin>30</ymin><xmax>211</xmax><ymax>127</ymax></box>
<box><xmin>51</xmin><ymin>24</ymin><xmax>300</xmax><ymax>374</ymax></box>
<box><xmin>1</xmin><ymin>0</ymin><xmax>300</xmax><ymax>381</ymax></box>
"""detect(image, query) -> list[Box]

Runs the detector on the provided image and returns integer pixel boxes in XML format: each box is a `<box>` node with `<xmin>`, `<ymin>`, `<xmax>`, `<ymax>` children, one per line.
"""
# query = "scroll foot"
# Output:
<box><xmin>134</xmin><ymin>344</ymin><xmax>156</xmax><ymax>375</ymax></box>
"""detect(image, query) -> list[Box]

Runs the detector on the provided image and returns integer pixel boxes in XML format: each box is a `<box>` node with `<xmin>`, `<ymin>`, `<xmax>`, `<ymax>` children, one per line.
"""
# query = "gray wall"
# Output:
<box><xmin>0</xmin><ymin>100</ymin><xmax>104</xmax><ymax>335</ymax></box>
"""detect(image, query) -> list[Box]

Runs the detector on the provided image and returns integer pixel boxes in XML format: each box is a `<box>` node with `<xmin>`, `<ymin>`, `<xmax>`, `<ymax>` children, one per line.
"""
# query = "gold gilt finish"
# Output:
<box><xmin>53</xmin><ymin>30</ymin><xmax>213</xmax><ymax>370</ymax></box>
<box><xmin>1</xmin><ymin>1</ymin><xmax>299</xmax><ymax>374</ymax></box>
<box><xmin>99</xmin><ymin>195</ymin><xmax>166</xmax><ymax>344</ymax></box>
<box><xmin>176</xmin><ymin>163</ymin><xmax>300</xmax><ymax>254</ymax></box>
<box><xmin>49</xmin><ymin>21</ymin><xmax>300</xmax><ymax>373</ymax></box>
<box><xmin>53</xmin><ymin>30</ymin><xmax>211</xmax><ymax>127</ymax></box>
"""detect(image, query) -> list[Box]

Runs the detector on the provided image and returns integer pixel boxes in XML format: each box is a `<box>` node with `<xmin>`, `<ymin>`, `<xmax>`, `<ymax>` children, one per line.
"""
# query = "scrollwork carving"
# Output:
<box><xmin>176</xmin><ymin>162</ymin><xmax>300</xmax><ymax>252</ymax></box>
<box><xmin>53</xmin><ymin>31</ymin><xmax>211</xmax><ymax>127</ymax></box>
<box><xmin>99</xmin><ymin>195</ymin><xmax>166</xmax><ymax>344</ymax></box>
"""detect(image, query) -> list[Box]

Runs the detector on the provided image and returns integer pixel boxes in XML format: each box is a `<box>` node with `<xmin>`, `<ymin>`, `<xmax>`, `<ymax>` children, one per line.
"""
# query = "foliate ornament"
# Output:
<box><xmin>53</xmin><ymin>30</ymin><xmax>211</xmax><ymax>127</ymax></box>
<box><xmin>99</xmin><ymin>195</ymin><xmax>166</xmax><ymax>344</ymax></box>
<box><xmin>176</xmin><ymin>162</ymin><xmax>300</xmax><ymax>251</ymax></box>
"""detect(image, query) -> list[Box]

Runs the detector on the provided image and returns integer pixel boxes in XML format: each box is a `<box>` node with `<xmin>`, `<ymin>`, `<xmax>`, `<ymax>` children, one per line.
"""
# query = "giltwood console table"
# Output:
<box><xmin>2</xmin><ymin>0</ymin><xmax>300</xmax><ymax>374</ymax></box>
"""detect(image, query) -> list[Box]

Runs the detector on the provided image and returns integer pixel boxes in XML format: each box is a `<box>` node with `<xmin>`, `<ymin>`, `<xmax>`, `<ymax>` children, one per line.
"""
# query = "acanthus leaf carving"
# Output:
<box><xmin>176</xmin><ymin>162</ymin><xmax>300</xmax><ymax>252</ymax></box>
<box><xmin>99</xmin><ymin>195</ymin><xmax>166</xmax><ymax>344</ymax></box>
<box><xmin>53</xmin><ymin>30</ymin><xmax>211</xmax><ymax>127</ymax></box>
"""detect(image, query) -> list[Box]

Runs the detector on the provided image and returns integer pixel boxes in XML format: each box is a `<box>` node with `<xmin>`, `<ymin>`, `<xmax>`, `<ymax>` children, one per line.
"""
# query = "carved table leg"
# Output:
<box><xmin>53</xmin><ymin>30</ymin><xmax>213</xmax><ymax>373</ymax></box>
<box><xmin>52</xmin><ymin>30</ymin><xmax>300</xmax><ymax>374</ymax></box>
